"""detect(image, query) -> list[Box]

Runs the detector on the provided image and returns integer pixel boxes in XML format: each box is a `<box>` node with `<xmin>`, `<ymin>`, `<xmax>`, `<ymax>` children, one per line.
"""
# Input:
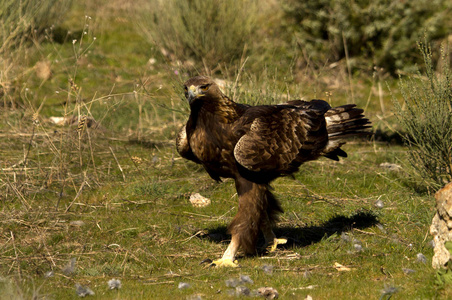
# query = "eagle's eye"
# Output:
<box><xmin>200</xmin><ymin>84</ymin><xmax>210</xmax><ymax>92</ymax></box>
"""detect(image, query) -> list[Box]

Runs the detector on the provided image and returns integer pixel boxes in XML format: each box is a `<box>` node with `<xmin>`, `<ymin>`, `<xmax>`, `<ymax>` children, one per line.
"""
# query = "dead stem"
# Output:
<box><xmin>109</xmin><ymin>146</ymin><xmax>125</xmax><ymax>182</ymax></box>
<box><xmin>65</xmin><ymin>180</ymin><xmax>86</xmax><ymax>213</ymax></box>
<box><xmin>10</xmin><ymin>231</ymin><xmax>21</xmax><ymax>279</ymax></box>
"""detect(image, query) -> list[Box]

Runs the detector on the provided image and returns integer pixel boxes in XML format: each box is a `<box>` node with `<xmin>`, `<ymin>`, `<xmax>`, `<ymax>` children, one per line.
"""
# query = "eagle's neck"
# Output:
<box><xmin>191</xmin><ymin>94</ymin><xmax>244</xmax><ymax>124</ymax></box>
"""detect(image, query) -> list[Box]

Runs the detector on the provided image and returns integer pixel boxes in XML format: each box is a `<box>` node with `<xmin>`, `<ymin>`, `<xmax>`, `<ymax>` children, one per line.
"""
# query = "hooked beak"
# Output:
<box><xmin>186</xmin><ymin>85</ymin><xmax>203</xmax><ymax>104</ymax></box>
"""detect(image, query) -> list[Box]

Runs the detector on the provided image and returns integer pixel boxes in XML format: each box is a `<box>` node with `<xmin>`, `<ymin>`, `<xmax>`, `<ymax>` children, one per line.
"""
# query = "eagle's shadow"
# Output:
<box><xmin>202</xmin><ymin>211</ymin><xmax>378</xmax><ymax>251</ymax></box>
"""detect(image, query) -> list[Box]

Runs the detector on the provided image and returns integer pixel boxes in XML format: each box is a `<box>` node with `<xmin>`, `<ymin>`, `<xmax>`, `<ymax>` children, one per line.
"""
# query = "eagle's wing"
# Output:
<box><xmin>176</xmin><ymin>124</ymin><xmax>200</xmax><ymax>163</ymax></box>
<box><xmin>233</xmin><ymin>100</ymin><xmax>330</xmax><ymax>173</ymax></box>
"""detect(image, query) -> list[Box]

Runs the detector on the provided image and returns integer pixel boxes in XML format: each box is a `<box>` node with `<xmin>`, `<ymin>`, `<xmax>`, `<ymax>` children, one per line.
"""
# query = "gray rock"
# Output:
<box><xmin>416</xmin><ymin>253</ymin><xmax>427</xmax><ymax>264</ymax></box>
<box><xmin>108</xmin><ymin>278</ymin><xmax>122</xmax><ymax>290</ymax></box>
<box><xmin>178</xmin><ymin>282</ymin><xmax>190</xmax><ymax>289</ymax></box>
<box><xmin>239</xmin><ymin>275</ymin><xmax>253</xmax><ymax>284</ymax></box>
<box><xmin>235</xmin><ymin>286</ymin><xmax>251</xmax><ymax>296</ymax></box>
<box><xmin>375</xmin><ymin>199</ymin><xmax>384</xmax><ymax>209</ymax></box>
<box><xmin>402</xmin><ymin>268</ymin><xmax>416</xmax><ymax>274</ymax></box>
<box><xmin>75</xmin><ymin>283</ymin><xmax>94</xmax><ymax>297</ymax></box>
<box><xmin>261</xmin><ymin>264</ymin><xmax>273</xmax><ymax>275</ymax></box>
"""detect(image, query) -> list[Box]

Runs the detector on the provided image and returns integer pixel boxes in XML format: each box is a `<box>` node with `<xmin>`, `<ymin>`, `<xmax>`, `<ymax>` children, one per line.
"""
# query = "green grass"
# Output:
<box><xmin>0</xmin><ymin>1</ymin><xmax>448</xmax><ymax>299</ymax></box>
<box><xmin>0</xmin><ymin>143</ymin><xmax>442</xmax><ymax>299</ymax></box>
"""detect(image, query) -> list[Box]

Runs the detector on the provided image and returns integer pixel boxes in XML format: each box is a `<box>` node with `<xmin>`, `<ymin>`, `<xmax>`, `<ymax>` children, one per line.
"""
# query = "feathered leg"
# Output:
<box><xmin>212</xmin><ymin>177</ymin><xmax>265</xmax><ymax>267</ymax></box>
<box><xmin>212</xmin><ymin>178</ymin><xmax>283</xmax><ymax>267</ymax></box>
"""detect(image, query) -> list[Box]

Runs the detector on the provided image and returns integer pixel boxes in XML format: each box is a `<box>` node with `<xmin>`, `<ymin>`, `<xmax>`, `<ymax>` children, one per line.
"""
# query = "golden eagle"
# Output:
<box><xmin>176</xmin><ymin>76</ymin><xmax>370</xmax><ymax>267</ymax></box>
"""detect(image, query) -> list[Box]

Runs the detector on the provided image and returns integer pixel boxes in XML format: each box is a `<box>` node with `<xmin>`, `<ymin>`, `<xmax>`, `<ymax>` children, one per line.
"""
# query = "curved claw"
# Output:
<box><xmin>211</xmin><ymin>258</ymin><xmax>239</xmax><ymax>268</ymax></box>
<box><xmin>269</xmin><ymin>237</ymin><xmax>288</xmax><ymax>252</ymax></box>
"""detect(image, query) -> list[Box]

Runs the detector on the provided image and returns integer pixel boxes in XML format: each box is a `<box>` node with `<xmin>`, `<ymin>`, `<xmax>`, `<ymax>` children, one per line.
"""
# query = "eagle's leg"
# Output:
<box><xmin>212</xmin><ymin>178</ymin><xmax>263</xmax><ymax>267</ymax></box>
<box><xmin>261</xmin><ymin>188</ymin><xmax>286</xmax><ymax>252</ymax></box>
<box><xmin>211</xmin><ymin>235</ymin><xmax>240</xmax><ymax>267</ymax></box>
<box><xmin>261</xmin><ymin>218</ymin><xmax>287</xmax><ymax>252</ymax></box>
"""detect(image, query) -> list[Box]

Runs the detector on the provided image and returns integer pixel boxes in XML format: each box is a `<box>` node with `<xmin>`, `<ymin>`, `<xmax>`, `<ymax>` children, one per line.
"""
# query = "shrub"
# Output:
<box><xmin>284</xmin><ymin>0</ymin><xmax>452</xmax><ymax>74</ymax></box>
<box><xmin>0</xmin><ymin>0</ymin><xmax>72</xmax><ymax>107</ymax></box>
<box><xmin>393</xmin><ymin>43</ymin><xmax>452</xmax><ymax>190</ymax></box>
<box><xmin>135</xmin><ymin>0</ymin><xmax>263</xmax><ymax>71</ymax></box>
<box><xmin>1</xmin><ymin>0</ymin><xmax>72</xmax><ymax>51</ymax></box>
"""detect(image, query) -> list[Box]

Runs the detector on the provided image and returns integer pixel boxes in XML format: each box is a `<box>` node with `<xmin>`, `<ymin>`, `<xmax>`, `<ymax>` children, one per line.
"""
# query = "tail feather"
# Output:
<box><xmin>322</xmin><ymin>104</ymin><xmax>371</xmax><ymax>159</ymax></box>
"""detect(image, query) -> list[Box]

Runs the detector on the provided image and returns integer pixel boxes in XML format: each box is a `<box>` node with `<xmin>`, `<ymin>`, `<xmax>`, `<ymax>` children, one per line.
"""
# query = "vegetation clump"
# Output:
<box><xmin>284</xmin><ymin>0</ymin><xmax>452</xmax><ymax>74</ymax></box>
<box><xmin>394</xmin><ymin>43</ymin><xmax>452</xmax><ymax>190</ymax></box>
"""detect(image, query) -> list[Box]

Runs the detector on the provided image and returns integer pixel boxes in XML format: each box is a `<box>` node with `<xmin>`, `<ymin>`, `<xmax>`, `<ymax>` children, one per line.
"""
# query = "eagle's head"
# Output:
<box><xmin>183</xmin><ymin>76</ymin><xmax>222</xmax><ymax>105</ymax></box>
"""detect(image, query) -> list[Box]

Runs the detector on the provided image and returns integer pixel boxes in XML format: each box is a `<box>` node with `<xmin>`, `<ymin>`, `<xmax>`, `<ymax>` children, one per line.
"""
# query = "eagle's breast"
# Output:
<box><xmin>188</xmin><ymin>116</ymin><xmax>240</xmax><ymax>178</ymax></box>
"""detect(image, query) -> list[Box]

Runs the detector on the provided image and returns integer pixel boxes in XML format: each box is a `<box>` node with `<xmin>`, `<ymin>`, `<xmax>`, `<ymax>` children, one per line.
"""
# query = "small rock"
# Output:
<box><xmin>151</xmin><ymin>155</ymin><xmax>159</xmax><ymax>164</ymax></box>
<box><xmin>376</xmin><ymin>223</ymin><xmax>386</xmax><ymax>233</ymax></box>
<box><xmin>189</xmin><ymin>193</ymin><xmax>211</xmax><ymax>208</ymax></box>
<box><xmin>108</xmin><ymin>279</ymin><xmax>121</xmax><ymax>290</ymax></box>
<box><xmin>258</xmin><ymin>287</ymin><xmax>279</xmax><ymax>299</ymax></box>
<box><xmin>49</xmin><ymin>116</ymin><xmax>69</xmax><ymax>125</ymax></box>
<box><xmin>239</xmin><ymin>275</ymin><xmax>253</xmax><ymax>284</ymax></box>
<box><xmin>341</xmin><ymin>232</ymin><xmax>351</xmax><ymax>242</ymax></box>
<box><xmin>178</xmin><ymin>282</ymin><xmax>190</xmax><ymax>289</ymax></box>
<box><xmin>381</xmin><ymin>285</ymin><xmax>399</xmax><ymax>298</ymax></box>
<box><xmin>236</xmin><ymin>286</ymin><xmax>251</xmax><ymax>296</ymax></box>
<box><xmin>416</xmin><ymin>253</ymin><xmax>427</xmax><ymax>264</ymax></box>
<box><xmin>70</xmin><ymin>220</ymin><xmax>85</xmax><ymax>227</ymax></box>
<box><xmin>44</xmin><ymin>271</ymin><xmax>54</xmax><ymax>278</ymax></box>
<box><xmin>302</xmin><ymin>270</ymin><xmax>311</xmax><ymax>278</ymax></box>
<box><xmin>62</xmin><ymin>258</ymin><xmax>76</xmax><ymax>275</ymax></box>
<box><xmin>334</xmin><ymin>262</ymin><xmax>352</xmax><ymax>272</ymax></box>
<box><xmin>262</xmin><ymin>264</ymin><xmax>274</xmax><ymax>275</ymax></box>
<box><xmin>225</xmin><ymin>278</ymin><xmax>240</xmax><ymax>288</ymax></box>
<box><xmin>379</xmin><ymin>162</ymin><xmax>402</xmax><ymax>172</ymax></box>
<box><xmin>375</xmin><ymin>199</ymin><xmax>384</xmax><ymax>209</ymax></box>
<box><xmin>75</xmin><ymin>283</ymin><xmax>95</xmax><ymax>297</ymax></box>
<box><xmin>402</xmin><ymin>268</ymin><xmax>416</xmax><ymax>274</ymax></box>
<box><xmin>354</xmin><ymin>243</ymin><xmax>363</xmax><ymax>252</ymax></box>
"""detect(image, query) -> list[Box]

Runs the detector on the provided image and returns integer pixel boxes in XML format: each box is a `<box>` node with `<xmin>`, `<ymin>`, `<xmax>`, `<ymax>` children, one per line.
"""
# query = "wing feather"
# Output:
<box><xmin>234</xmin><ymin>107</ymin><xmax>323</xmax><ymax>172</ymax></box>
<box><xmin>176</xmin><ymin>124</ymin><xmax>200</xmax><ymax>163</ymax></box>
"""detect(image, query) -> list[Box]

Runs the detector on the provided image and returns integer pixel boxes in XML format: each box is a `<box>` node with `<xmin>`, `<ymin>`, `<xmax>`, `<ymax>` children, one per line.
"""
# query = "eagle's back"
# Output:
<box><xmin>233</xmin><ymin>101</ymin><xmax>330</xmax><ymax>176</ymax></box>
<box><xmin>177</xmin><ymin>88</ymin><xmax>369</xmax><ymax>183</ymax></box>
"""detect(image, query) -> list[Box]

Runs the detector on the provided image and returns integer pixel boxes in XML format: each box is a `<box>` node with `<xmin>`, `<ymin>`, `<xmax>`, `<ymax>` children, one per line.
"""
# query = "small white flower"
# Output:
<box><xmin>72</xmin><ymin>39</ymin><xmax>77</xmax><ymax>45</ymax></box>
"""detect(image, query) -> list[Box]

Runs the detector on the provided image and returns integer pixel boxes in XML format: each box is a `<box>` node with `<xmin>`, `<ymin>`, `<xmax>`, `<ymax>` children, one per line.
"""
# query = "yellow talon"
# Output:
<box><xmin>211</xmin><ymin>258</ymin><xmax>239</xmax><ymax>268</ymax></box>
<box><xmin>269</xmin><ymin>237</ymin><xmax>287</xmax><ymax>252</ymax></box>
